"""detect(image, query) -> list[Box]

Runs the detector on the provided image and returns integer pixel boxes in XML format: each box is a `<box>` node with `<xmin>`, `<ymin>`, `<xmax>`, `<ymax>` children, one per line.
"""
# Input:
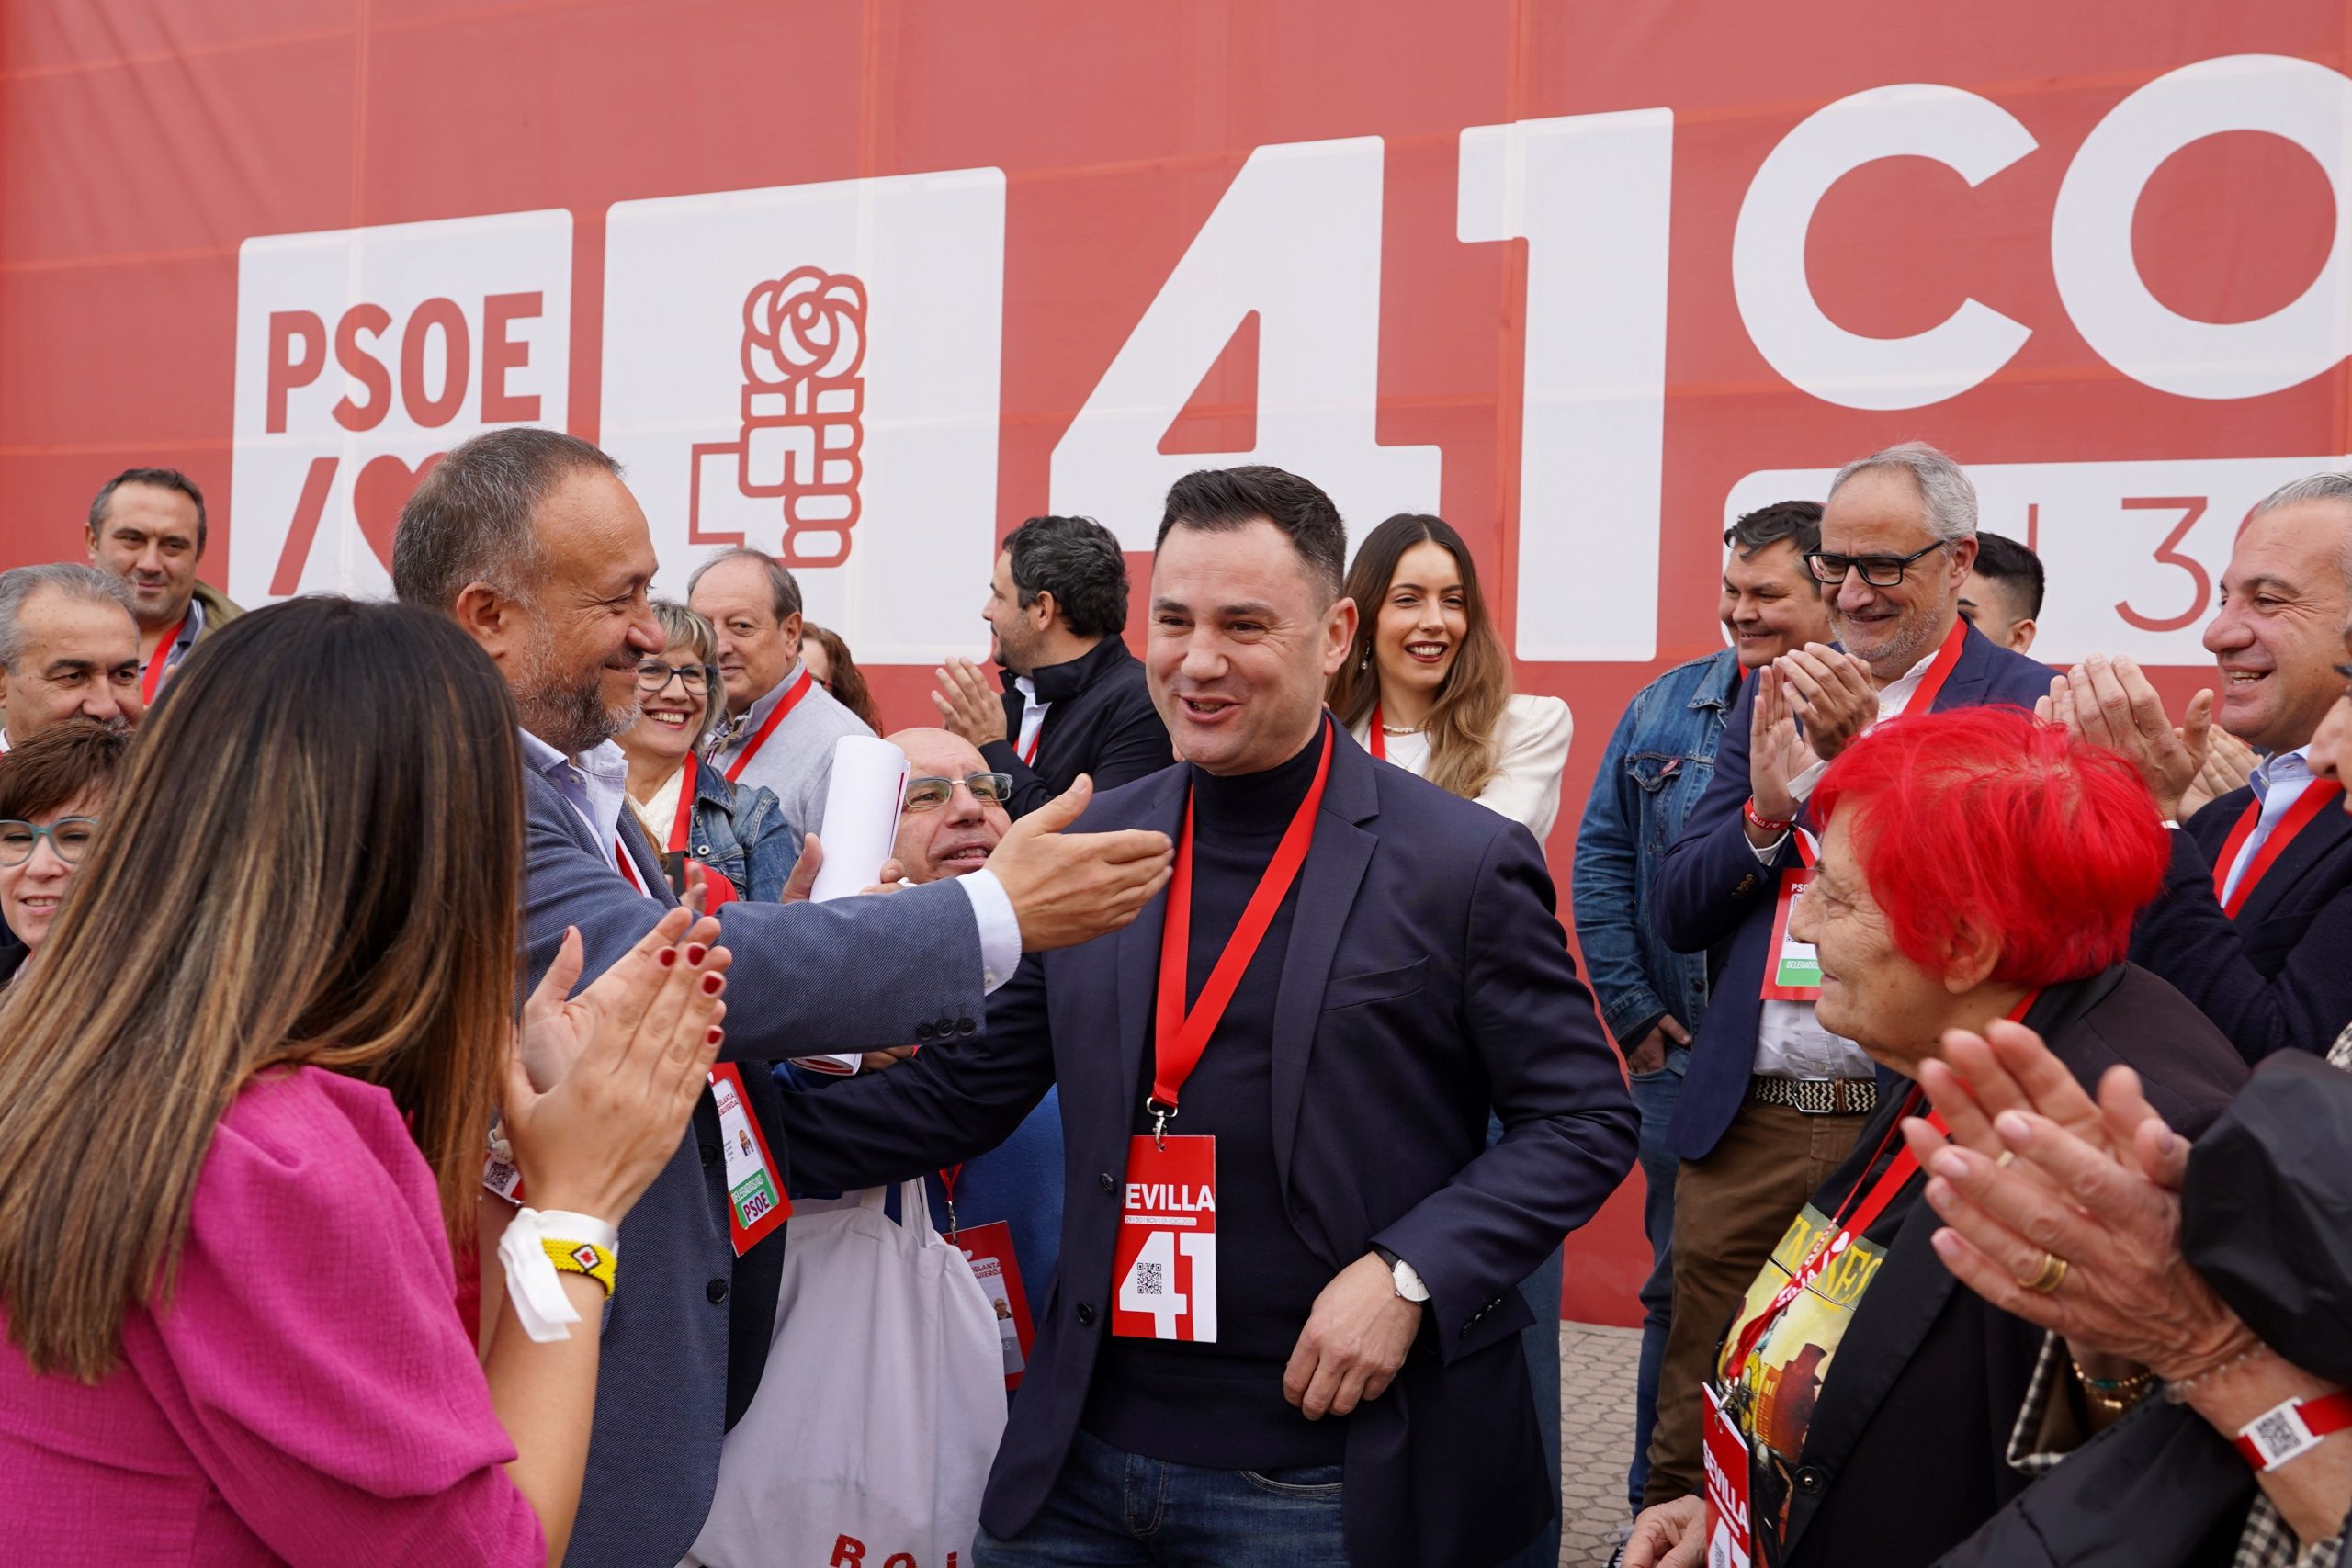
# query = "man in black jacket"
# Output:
<box><xmin>932</xmin><ymin>513</ymin><xmax>1171</xmax><ymax>817</ymax></box>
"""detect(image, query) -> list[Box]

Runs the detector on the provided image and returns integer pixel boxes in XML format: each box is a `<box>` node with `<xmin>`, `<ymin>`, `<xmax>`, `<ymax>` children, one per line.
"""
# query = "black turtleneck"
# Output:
<box><xmin>1082</xmin><ymin>723</ymin><xmax>1346</xmax><ymax>1469</ymax></box>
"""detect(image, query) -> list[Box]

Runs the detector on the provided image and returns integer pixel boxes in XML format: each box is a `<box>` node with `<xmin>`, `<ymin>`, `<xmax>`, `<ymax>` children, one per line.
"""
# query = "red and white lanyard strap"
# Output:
<box><xmin>667</xmin><ymin>754</ymin><xmax>702</xmax><ymax>854</ymax></box>
<box><xmin>720</xmin><ymin>666</ymin><xmax>814</xmax><ymax>784</ymax></box>
<box><xmin>1366</xmin><ymin>703</ymin><xmax>1387</xmax><ymax>761</ymax></box>
<box><xmin>938</xmin><ymin>1162</ymin><xmax>963</xmax><ymax>1236</ymax></box>
<box><xmin>1723</xmin><ymin>987</ymin><xmax>2041</xmax><ymax>1383</ymax></box>
<box><xmin>1148</xmin><ymin>717</ymin><xmax>1334</xmax><ymax>1143</ymax></box>
<box><xmin>141</xmin><ymin>611</ymin><xmax>190</xmax><ymax>704</ymax></box>
<box><xmin>615</xmin><ymin>836</ymin><xmax>648</xmax><ymax>894</ymax></box>
<box><xmin>1899</xmin><ymin>615</ymin><xmax>1970</xmax><ymax>719</ymax></box>
<box><xmin>2212</xmin><ymin>780</ymin><xmax>2345</xmax><ymax>918</ymax></box>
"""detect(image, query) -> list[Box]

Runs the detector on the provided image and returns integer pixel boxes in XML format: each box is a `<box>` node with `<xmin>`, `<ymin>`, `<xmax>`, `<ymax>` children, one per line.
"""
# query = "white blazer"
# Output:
<box><xmin>1349</xmin><ymin>692</ymin><xmax>1572</xmax><ymax>840</ymax></box>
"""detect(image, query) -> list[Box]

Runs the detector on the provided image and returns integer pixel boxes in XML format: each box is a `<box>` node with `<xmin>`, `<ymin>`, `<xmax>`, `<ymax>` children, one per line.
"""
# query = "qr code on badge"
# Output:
<box><xmin>1136</xmin><ymin>1260</ymin><xmax>1165</xmax><ymax>1296</ymax></box>
<box><xmin>2251</xmin><ymin>1410</ymin><xmax>2302</xmax><ymax>1459</ymax></box>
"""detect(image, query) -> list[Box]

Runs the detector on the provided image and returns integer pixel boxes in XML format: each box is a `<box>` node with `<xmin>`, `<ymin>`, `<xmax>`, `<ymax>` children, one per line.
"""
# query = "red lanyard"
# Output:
<box><xmin>1366</xmin><ymin>704</ymin><xmax>1392</xmax><ymax>761</ymax></box>
<box><xmin>937</xmin><ymin>1162</ymin><xmax>963</xmax><ymax>1235</ymax></box>
<box><xmin>1017</xmin><ymin>722</ymin><xmax>1041</xmax><ymax>767</ymax></box>
<box><xmin>2212</xmin><ymin>779</ymin><xmax>2344</xmax><ymax>917</ymax></box>
<box><xmin>1724</xmin><ymin>987</ymin><xmax>2039</xmax><ymax>1382</ymax></box>
<box><xmin>616</xmin><ymin>836</ymin><xmax>647</xmax><ymax>893</ymax></box>
<box><xmin>141</xmin><ymin>611</ymin><xmax>189</xmax><ymax>704</ymax></box>
<box><xmin>721</xmin><ymin>666</ymin><xmax>814</xmax><ymax>783</ymax></box>
<box><xmin>667</xmin><ymin>754</ymin><xmax>701</xmax><ymax>854</ymax></box>
<box><xmin>1898</xmin><ymin>615</ymin><xmax>1970</xmax><ymax>719</ymax></box>
<box><xmin>1148</xmin><ymin>719</ymin><xmax>1334</xmax><ymax>1134</ymax></box>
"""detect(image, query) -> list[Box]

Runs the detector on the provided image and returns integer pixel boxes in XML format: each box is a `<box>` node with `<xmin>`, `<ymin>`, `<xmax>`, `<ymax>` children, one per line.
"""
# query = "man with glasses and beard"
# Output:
<box><xmin>1639</xmin><ymin>442</ymin><xmax>2052</xmax><ymax>1512</ymax></box>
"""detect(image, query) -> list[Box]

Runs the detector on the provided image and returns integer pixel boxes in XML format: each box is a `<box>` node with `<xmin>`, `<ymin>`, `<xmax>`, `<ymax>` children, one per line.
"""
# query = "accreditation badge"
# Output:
<box><xmin>1759</xmin><ymin>869</ymin><xmax>1823</xmax><ymax>1001</ymax></box>
<box><xmin>1111</xmin><ymin>1134</ymin><xmax>1217</xmax><ymax>1342</ymax></box>
<box><xmin>1702</xmin><ymin>1382</ymin><xmax>1756</xmax><ymax>1568</ymax></box>
<box><xmin>952</xmin><ymin>1221</ymin><xmax>1036</xmax><ymax>1386</ymax></box>
<box><xmin>707</xmin><ymin>1063</ymin><xmax>789</xmax><ymax>1255</ymax></box>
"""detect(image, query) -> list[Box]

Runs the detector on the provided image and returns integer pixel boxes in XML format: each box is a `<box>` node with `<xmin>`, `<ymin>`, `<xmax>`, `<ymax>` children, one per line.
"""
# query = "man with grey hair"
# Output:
<box><xmin>0</xmin><ymin>563</ymin><xmax>144</xmax><ymax>751</ymax></box>
<box><xmin>688</xmin><ymin>546</ymin><xmax>870</xmax><ymax>841</ymax></box>
<box><xmin>391</xmin><ymin>425</ymin><xmax>1175</xmax><ymax>1568</ymax></box>
<box><xmin>1641</xmin><ymin>441</ymin><xmax>2052</xmax><ymax>1507</ymax></box>
<box><xmin>2045</xmin><ymin>468</ymin><xmax>2352</xmax><ymax>1066</ymax></box>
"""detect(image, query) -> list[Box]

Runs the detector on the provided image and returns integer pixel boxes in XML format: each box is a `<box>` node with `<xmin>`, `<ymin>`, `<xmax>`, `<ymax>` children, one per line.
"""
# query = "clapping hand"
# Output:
<box><xmin>2180</xmin><ymin>726</ymin><xmax>2257</xmax><ymax>819</ymax></box>
<box><xmin>931</xmin><ymin>656</ymin><xmax>1009</xmax><ymax>747</ymax></box>
<box><xmin>2037</xmin><ymin>655</ymin><xmax>2212</xmax><ymax>821</ymax></box>
<box><xmin>502</xmin><ymin>910</ymin><xmax>732</xmax><ymax>1225</ymax></box>
<box><xmin>1747</xmin><ymin>662</ymin><xmax>1821</xmax><ymax>829</ymax></box>
<box><xmin>1770</xmin><ymin>643</ymin><xmax>1877</xmax><ymax>761</ymax></box>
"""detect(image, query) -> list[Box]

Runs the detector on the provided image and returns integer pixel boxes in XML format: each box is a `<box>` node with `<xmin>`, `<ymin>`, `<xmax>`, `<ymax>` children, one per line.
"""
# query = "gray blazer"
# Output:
<box><xmin>519</xmin><ymin>762</ymin><xmax>986</xmax><ymax>1568</ymax></box>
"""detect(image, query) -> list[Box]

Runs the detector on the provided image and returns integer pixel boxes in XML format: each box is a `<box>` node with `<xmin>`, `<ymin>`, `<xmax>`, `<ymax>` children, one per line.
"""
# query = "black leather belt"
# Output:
<box><xmin>1748</xmin><ymin>1074</ymin><xmax>1878</xmax><ymax>1115</ymax></box>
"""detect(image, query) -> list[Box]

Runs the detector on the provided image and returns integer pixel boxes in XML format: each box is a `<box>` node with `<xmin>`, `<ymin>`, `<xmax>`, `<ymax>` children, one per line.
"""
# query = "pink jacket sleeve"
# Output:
<box><xmin>121</xmin><ymin>1069</ymin><xmax>546</xmax><ymax>1567</ymax></box>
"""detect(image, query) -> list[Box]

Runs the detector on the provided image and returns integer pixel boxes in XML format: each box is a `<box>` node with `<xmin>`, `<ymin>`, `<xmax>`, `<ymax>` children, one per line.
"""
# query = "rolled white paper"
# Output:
<box><xmin>808</xmin><ymin>734</ymin><xmax>910</xmax><ymax>903</ymax></box>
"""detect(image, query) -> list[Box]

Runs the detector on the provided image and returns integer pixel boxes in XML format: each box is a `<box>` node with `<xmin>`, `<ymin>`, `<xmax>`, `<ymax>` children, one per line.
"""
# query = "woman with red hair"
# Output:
<box><xmin>1625</xmin><ymin>705</ymin><xmax>2249</xmax><ymax>1568</ymax></box>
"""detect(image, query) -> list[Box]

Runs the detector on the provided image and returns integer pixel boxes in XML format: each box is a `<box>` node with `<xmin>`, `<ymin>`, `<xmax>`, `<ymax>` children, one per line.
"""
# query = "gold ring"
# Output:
<box><xmin>2023</xmin><ymin>1251</ymin><xmax>2069</xmax><ymax>1293</ymax></box>
<box><xmin>1995</xmin><ymin>1150</ymin><xmax>2016</xmax><ymax>1168</ymax></box>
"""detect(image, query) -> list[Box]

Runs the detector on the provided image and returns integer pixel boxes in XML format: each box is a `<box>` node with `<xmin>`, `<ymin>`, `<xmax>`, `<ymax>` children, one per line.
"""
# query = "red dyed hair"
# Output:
<box><xmin>1811</xmin><ymin>705</ymin><xmax>2169</xmax><ymax>987</ymax></box>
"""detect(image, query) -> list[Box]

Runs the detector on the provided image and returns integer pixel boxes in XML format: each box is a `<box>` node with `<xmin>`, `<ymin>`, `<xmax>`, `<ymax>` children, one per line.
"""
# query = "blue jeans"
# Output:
<box><xmin>974</xmin><ymin>1428</ymin><xmax>1347</xmax><ymax>1567</ymax></box>
<box><xmin>1624</xmin><ymin>1047</ymin><xmax>1688</xmax><ymax>1512</ymax></box>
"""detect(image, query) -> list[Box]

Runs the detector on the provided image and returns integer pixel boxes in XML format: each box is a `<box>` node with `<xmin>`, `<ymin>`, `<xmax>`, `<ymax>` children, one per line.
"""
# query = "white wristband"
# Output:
<box><xmin>497</xmin><ymin>1207</ymin><xmax>619</xmax><ymax>1343</ymax></box>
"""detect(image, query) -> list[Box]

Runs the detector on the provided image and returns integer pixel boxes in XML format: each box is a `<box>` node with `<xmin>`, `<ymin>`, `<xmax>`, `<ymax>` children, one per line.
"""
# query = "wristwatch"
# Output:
<box><xmin>1372</xmin><ymin>1245</ymin><xmax>1430</xmax><ymax>1304</ymax></box>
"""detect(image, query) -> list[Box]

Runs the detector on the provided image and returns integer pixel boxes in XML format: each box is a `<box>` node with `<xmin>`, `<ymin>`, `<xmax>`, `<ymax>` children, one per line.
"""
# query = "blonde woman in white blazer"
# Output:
<box><xmin>1329</xmin><ymin>513</ymin><xmax>1572</xmax><ymax>840</ymax></box>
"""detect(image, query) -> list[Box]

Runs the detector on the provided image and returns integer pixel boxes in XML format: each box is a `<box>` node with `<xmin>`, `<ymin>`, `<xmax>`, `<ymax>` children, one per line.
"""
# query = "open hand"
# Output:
<box><xmin>987</xmin><ymin>774</ymin><xmax>1174</xmax><ymax>951</ymax></box>
<box><xmin>2039</xmin><ymin>656</ymin><xmax>2211</xmax><ymax>820</ymax></box>
<box><xmin>931</xmin><ymin>656</ymin><xmax>1008</xmax><ymax>747</ymax></box>
<box><xmin>502</xmin><ymin>914</ymin><xmax>731</xmax><ymax>1224</ymax></box>
<box><xmin>1748</xmin><ymin>663</ymin><xmax>1820</xmax><ymax>827</ymax></box>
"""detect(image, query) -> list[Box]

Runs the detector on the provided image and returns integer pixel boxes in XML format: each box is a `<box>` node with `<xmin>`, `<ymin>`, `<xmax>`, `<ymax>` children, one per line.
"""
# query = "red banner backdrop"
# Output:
<box><xmin>6</xmin><ymin>1</ymin><xmax>2348</xmax><ymax>1323</ymax></box>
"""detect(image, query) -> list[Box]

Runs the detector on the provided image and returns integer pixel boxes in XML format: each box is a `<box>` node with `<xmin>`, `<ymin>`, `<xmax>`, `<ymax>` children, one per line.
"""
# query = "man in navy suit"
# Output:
<box><xmin>2041</xmin><ymin>471</ymin><xmax>2352</xmax><ymax>1066</ymax></box>
<box><xmin>393</xmin><ymin>427</ymin><xmax>1177</xmax><ymax>1568</ymax></box>
<box><xmin>776</xmin><ymin>465</ymin><xmax>1636</xmax><ymax>1568</ymax></box>
<box><xmin>1641</xmin><ymin>443</ymin><xmax>2053</xmax><ymax>1507</ymax></box>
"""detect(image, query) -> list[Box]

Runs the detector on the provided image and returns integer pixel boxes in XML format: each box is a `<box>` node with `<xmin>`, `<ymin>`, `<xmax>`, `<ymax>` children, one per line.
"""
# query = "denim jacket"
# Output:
<box><xmin>1571</xmin><ymin>648</ymin><xmax>1742</xmax><ymax>1049</ymax></box>
<box><xmin>679</xmin><ymin>761</ymin><xmax>797</xmax><ymax>903</ymax></box>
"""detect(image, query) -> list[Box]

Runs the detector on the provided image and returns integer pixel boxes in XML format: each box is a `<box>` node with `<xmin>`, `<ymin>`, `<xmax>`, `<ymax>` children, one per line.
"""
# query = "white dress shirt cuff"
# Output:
<box><xmin>1749</xmin><ymin>830</ymin><xmax>1791</xmax><ymax>865</ymax></box>
<box><xmin>956</xmin><ymin>868</ymin><xmax>1023</xmax><ymax>994</ymax></box>
<box><xmin>1787</xmin><ymin>756</ymin><xmax>1829</xmax><ymax>804</ymax></box>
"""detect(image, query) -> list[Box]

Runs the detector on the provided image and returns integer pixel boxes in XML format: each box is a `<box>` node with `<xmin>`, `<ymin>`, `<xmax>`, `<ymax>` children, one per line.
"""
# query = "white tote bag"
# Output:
<box><xmin>690</xmin><ymin>1180</ymin><xmax>1007</xmax><ymax>1568</ymax></box>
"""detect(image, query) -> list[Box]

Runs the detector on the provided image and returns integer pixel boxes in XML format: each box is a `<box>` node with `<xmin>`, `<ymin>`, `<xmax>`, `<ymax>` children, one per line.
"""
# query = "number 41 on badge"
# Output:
<box><xmin>1112</xmin><ymin>1134</ymin><xmax>1218</xmax><ymax>1341</ymax></box>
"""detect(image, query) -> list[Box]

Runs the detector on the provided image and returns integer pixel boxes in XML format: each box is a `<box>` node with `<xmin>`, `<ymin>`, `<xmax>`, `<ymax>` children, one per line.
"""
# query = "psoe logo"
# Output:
<box><xmin>603</xmin><ymin>169</ymin><xmax>1003</xmax><ymax>663</ymax></box>
<box><xmin>228</xmin><ymin>210</ymin><xmax>573</xmax><ymax>604</ymax></box>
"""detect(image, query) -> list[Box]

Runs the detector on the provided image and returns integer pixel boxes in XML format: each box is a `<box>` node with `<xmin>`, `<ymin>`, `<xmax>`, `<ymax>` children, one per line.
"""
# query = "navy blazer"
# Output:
<box><xmin>2129</xmin><ymin>781</ymin><xmax>2352</xmax><ymax>1064</ymax></box>
<box><xmin>776</xmin><ymin>731</ymin><xmax>1637</xmax><ymax>1568</ymax></box>
<box><xmin>519</xmin><ymin>764</ymin><xmax>990</xmax><ymax>1568</ymax></box>
<box><xmin>1650</xmin><ymin>623</ymin><xmax>2054</xmax><ymax>1162</ymax></box>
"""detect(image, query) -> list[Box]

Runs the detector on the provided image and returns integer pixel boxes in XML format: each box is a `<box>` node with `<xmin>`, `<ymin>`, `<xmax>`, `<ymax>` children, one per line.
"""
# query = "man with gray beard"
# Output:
<box><xmin>1640</xmin><ymin>442</ymin><xmax>2052</xmax><ymax>1506</ymax></box>
<box><xmin>392</xmin><ymin>426</ymin><xmax>1174</xmax><ymax>1568</ymax></box>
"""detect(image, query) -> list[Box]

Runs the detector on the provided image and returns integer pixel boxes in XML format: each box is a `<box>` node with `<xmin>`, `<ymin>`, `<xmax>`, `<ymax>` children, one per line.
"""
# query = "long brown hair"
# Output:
<box><xmin>0</xmin><ymin>597</ymin><xmax>525</xmax><ymax>1381</ymax></box>
<box><xmin>1327</xmin><ymin>513</ymin><xmax>1512</xmax><ymax>799</ymax></box>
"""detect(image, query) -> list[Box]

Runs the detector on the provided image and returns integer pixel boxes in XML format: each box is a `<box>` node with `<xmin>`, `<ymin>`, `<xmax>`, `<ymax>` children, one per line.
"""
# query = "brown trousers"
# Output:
<box><xmin>1641</xmin><ymin>1098</ymin><xmax>1871</xmax><ymax>1507</ymax></box>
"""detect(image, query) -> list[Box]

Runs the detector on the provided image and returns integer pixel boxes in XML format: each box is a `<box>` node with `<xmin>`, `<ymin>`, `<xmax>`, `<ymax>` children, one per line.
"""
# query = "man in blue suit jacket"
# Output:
<box><xmin>395</xmin><ymin>427</ymin><xmax>1175</xmax><ymax>1568</ymax></box>
<box><xmin>1642</xmin><ymin>444</ymin><xmax>2053</xmax><ymax>1508</ymax></box>
<box><xmin>776</xmin><ymin>466</ymin><xmax>1635</xmax><ymax>1568</ymax></box>
<box><xmin>2041</xmin><ymin>472</ymin><xmax>2352</xmax><ymax>1066</ymax></box>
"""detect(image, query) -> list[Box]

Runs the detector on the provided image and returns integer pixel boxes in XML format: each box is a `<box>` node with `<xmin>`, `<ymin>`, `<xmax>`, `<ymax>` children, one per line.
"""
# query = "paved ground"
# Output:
<box><xmin>1559</xmin><ymin>1322</ymin><xmax>1641</xmax><ymax>1567</ymax></box>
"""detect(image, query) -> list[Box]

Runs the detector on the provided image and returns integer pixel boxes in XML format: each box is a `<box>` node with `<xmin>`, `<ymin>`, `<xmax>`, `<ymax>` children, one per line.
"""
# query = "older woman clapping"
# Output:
<box><xmin>1625</xmin><ymin>705</ymin><xmax>2247</xmax><ymax>1568</ymax></box>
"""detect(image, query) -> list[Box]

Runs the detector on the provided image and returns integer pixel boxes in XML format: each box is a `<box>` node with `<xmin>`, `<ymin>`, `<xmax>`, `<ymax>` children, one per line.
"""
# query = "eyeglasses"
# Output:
<box><xmin>1804</xmin><ymin>542</ymin><xmax>1948</xmax><ymax>588</ymax></box>
<box><xmin>903</xmin><ymin>773</ymin><xmax>1013</xmax><ymax>812</ymax></box>
<box><xmin>636</xmin><ymin>660</ymin><xmax>714</xmax><ymax>696</ymax></box>
<box><xmin>0</xmin><ymin>817</ymin><xmax>98</xmax><ymax>867</ymax></box>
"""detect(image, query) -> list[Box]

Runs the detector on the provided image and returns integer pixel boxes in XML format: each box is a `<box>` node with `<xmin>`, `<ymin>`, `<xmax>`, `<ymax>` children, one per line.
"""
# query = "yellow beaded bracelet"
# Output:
<box><xmin>541</xmin><ymin>1236</ymin><xmax>617</xmax><ymax>1297</ymax></box>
